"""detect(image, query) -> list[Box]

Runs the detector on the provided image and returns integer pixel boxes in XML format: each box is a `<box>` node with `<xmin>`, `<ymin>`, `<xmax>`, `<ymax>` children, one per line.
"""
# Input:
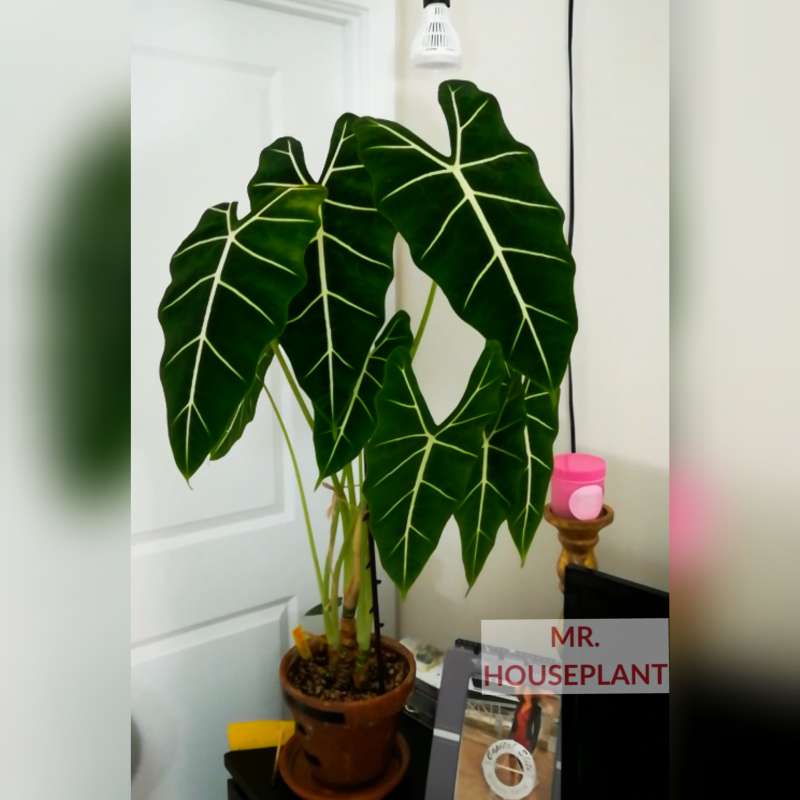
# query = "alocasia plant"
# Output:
<box><xmin>158</xmin><ymin>80</ymin><xmax>577</xmax><ymax>687</ymax></box>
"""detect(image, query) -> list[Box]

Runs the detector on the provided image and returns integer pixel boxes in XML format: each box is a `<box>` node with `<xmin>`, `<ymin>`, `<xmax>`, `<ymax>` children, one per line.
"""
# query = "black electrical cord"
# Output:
<box><xmin>566</xmin><ymin>0</ymin><xmax>577</xmax><ymax>454</ymax></box>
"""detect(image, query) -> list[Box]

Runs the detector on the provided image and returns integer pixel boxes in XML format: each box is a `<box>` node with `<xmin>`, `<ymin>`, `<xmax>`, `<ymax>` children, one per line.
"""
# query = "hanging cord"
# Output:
<box><xmin>566</xmin><ymin>0</ymin><xmax>577</xmax><ymax>454</ymax></box>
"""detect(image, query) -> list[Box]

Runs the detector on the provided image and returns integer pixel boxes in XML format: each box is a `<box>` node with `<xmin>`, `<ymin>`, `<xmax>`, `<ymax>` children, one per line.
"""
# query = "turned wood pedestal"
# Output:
<box><xmin>544</xmin><ymin>504</ymin><xmax>615</xmax><ymax>592</ymax></box>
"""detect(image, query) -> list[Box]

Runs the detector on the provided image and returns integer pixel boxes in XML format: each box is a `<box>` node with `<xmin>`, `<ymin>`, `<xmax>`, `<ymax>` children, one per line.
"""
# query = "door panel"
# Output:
<box><xmin>131</xmin><ymin>2</ymin><xmax>395</xmax><ymax>797</ymax></box>
<box><xmin>132</xmin><ymin>601</ymin><xmax>291</xmax><ymax>799</ymax></box>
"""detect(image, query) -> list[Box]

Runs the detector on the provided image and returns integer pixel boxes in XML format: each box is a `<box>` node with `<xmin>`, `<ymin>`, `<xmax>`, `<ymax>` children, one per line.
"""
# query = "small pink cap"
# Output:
<box><xmin>553</xmin><ymin>452</ymin><xmax>606</xmax><ymax>482</ymax></box>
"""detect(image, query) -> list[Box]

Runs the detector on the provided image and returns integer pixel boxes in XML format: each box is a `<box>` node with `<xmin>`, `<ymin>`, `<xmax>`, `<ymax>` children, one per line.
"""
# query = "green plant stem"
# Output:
<box><xmin>328</xmin><ymin>469</ymin><xmax>351</xmax><ymax>546</ymax></box>
<box><xmin>271</xmin><ymin>343</ymin><xmax>314</xmax><ymax>430</ymax></box>
<box><xmin>341</xmin><ymin>464</ymin><xmax>359</xmax><ymax>596</ymax></box>
<box><xmin>272</xmin><ymin>341</ymin><xmax>348</xmax><ymax>502</ymax></box>
<box><xmin>355</xmin><ymin>450</ymin><xmax>371</xmax><ymax>652</ymax></box>
<box><xmin>333</xmin><ymin>512</ymin><xmax>353</xmax><ymax>581</ymax></box>
<box><xmin>343</xmin><ymin>463</ymin><xmax>357</xmax><ymax>509</ymax></box>
<box><xmin>330</xmin><ymin>548</ymin><xmax>345</xmax><ymax>635</ymax></box>
<box><xmin>340</xmin><ymin>474</ymin><xmax>371</xmax><ymax>654</ymax></box>
<box><xmin>342</xmin><ymin>505</ymin><xmax>366</xmax><ymax>614</ymax></box>
<box><xmin>264</xmin><ymin>386</ymin><xmax>328</xmax><ymax>632</ymax></box>
<box><xmin>355</xmin><ymin>532</ymin><xmax>373</xmax><ymax>652</ymax></box>
<box><xmin>334</xmin><ymin>498</ymin><xmax>359</xmax><ymax>602</ymax></box>
<box><xmin>332</xmin><ymin>526</ymin><xmax>350</xmax><ymax>593</ymax></box>
<box><xmin>270</xmin><ymin>345</ymin><xmax>365</xmax><ymax>647</ymax></box>
<box><xmin>322</xmin><ymin>500</ymin><xmax>340</xmax><ymax>604</ymax></box>
<box><xmin>330</xmin><ymin>510</ymin><xmax>353</xmax><ymax>628</ymax></box>
<box><xmin>410</xmin><ymin>281</ymin><xmax>437</xmax><ymax>360</ymax></box>
<box><xmin>323</xmin><ymin>503</ymin><xmax>342</xmax><ymax>645</ymax></box>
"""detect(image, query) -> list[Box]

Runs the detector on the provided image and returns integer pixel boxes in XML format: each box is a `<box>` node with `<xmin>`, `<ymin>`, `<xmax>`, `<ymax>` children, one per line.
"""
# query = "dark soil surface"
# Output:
<box><xmin>288</xmin><ymin>645</ymin><xmax>408</xmax><ymax>702</ymax></box>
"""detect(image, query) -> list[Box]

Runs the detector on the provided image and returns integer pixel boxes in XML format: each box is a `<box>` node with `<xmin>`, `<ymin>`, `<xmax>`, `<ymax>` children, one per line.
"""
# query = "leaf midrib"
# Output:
<box><xmin>318</xmin><ymin>318</ymin><xmax>401</xmax><ymax>477</ymax></box>
<box><xmin>316</xmin><ymin>125</ymin><xmax>345</xmax><ymax>425</ymax></box>
<box><xmin>182</xmin><ymin>231</ymin><xmax>231</xmax><ymax>471</ymax></box>
<box><xmin>452</xmin><ymin>169</ymin><xmax>552</xmax><ymax>384</ymax></box>
<box><xmin>471</xmin><ymin>432</ymin><xmax>491</xmax><ymax>573</ymax></box>
<box><xmin>169</xmin><ymin>187</ymin><xmax>314</xmax><ymax>473</ymax></box>
<box><xmin>400</xmin><ymin>437</ymin><xmax>434</xmax><ymax>586</ymax></box>
<box><xmin>291</xmin><ymin>121</ymin><xmax>367</xmax><ymax>427</ymax></box>
<box><xmin>517</xmin><ymin>424</ymin><xmax>535</xmax><ymax>550</ymax></box>
<box><xmin>446</xmin><ymin>87</ymin><xmax>552</xmax><ymax>383</ymax></box>
<box><xmin>389</xmin><ymin>357</ymin><xmax>497</xmax><ymax>586</ymax></box>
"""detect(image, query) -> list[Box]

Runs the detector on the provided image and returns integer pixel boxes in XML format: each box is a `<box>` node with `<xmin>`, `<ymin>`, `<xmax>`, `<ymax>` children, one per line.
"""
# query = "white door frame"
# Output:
<box><xmin>234</xmin><ymin>0</ymin><xmax>397</xmax><ymax>118</ymax></box>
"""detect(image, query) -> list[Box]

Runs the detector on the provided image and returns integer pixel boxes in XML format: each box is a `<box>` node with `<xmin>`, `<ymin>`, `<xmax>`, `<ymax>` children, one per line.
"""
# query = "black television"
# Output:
<box><xmin>559</xmin><ymin>565</ymin><xmax>669</xmax><ymax>799</ymax></box>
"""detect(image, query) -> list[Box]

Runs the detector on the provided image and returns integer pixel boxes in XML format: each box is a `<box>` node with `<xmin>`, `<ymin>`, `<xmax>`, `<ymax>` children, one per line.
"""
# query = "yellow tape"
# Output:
<box><xmin>226</xmin><ymin>720</ymin><xmax>295</xmax><ymax>751</ymax></box>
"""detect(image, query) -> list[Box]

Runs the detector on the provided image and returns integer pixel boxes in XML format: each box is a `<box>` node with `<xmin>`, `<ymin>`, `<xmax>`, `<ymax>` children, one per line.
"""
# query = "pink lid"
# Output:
<box><xmin>553</xmin><ymin>452</ymin><xmax>606</xmax><ymax>481</ymax></box>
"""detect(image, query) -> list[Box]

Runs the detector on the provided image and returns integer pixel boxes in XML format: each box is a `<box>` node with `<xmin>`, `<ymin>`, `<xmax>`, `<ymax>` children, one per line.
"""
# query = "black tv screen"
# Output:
<box><xmin>560</xmin><ymin>565</ymin><xmax>669</xmax><ymax>799</ymax></box>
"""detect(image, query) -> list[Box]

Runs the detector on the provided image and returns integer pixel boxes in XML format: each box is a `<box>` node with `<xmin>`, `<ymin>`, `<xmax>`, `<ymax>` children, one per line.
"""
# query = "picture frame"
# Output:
<box><xmin>425</xmin><ymin>646</ymin><xmax>561</xmax><ymax>800</ymax></box>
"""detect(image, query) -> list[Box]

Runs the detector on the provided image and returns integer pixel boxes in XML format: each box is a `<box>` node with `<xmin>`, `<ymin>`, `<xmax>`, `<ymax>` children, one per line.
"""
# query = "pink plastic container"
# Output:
<box><xmin>551</xmin><ymin>453</ymin><xmax>607</xmax><ymax>520</ymax></box>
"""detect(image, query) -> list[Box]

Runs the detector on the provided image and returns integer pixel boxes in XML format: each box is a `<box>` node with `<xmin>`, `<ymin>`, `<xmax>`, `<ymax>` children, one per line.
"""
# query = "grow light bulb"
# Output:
<box><xmin>410</xmin><ymin>0</ymin><xmax>462</xmax><ymax>68</ymax></box>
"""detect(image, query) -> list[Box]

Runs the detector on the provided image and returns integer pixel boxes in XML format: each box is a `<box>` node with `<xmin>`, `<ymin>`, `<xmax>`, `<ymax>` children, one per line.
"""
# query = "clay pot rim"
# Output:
<box><xmin>279</xmin><ymin>635</ymin><xmax>416</xmax><ymax>713</ymax></box>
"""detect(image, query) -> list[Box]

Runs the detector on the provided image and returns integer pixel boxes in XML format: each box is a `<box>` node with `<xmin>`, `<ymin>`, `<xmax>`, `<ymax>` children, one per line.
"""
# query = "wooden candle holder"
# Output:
<box><xmin>544</xmin><ymin>503</ymin><xmax>615</xmax><ymax>592</ymax></box>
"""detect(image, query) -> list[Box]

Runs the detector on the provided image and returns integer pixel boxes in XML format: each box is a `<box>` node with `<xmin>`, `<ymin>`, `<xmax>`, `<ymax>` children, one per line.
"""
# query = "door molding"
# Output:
<box><xmin>229</xmin><ymin>0</ymin><xmax>396</xmax><ymax>118</ymax></box>
<box><xmin>132</xmin><ymin>596</ymin><xmax>297</xmax><ymax>666</ymax></box>
<box><xmin>230</xmin><ymin>0</ymin><xmax>370</xmax><ymax>23</ymax></box>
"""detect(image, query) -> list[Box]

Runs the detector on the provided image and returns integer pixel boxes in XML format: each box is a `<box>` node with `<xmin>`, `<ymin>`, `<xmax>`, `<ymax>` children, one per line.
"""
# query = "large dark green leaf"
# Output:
<box><xmin>209</xmin><ymin>347</ymin><xmax>273</xmax><ymax>460</ymax></box>
<box><xmin>248</xmin><ymin>116</ymin><xmax>396</xmax><ymax>434</ymax></box>
<box><xmin>365</xmin><ymin>343</ymin><xmax>505</xmax><ymax>595</ymax></box>
<box><xmin>159</xmin><ymin>185</ymin><xmax>325</xmax><ymax>478</ymax></box>
<box><xmin>455</xmin><ymin>374</ymin><xmax>526</xmax><ymax>587</ymax></box>
<box><xmin>313</xmin><ymin>311</ymin><xmax>412</xmax><ymax>481</ymax></box>
<box><xmin>355</xmin><ymin>80</ymin><xmax>577</xmax><ymax>391</ymax></box>
<box><xmin>507</xmin><ymin>380</ymin><xmax>560</xmax><ymax>562</ymax></box>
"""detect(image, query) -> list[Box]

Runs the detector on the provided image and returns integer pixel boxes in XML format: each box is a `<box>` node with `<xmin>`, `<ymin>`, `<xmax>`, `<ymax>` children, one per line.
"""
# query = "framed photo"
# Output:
<box><xmin>425</xmin><ymin>648</ymin><xmax>560</xmax><ymax>800</ymax></box>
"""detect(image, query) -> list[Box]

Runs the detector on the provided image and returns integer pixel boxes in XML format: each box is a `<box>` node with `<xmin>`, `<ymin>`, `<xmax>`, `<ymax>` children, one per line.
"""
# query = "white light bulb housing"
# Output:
<box><xmin>410</xmin><ymin>0</ymin><xmax>462</xmax><ymax>68</ymax></box>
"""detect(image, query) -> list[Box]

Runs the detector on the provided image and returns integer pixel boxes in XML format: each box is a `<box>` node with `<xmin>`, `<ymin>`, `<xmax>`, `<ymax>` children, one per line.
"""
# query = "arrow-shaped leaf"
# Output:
<box><xmin>248</xmin><ymin>116</ymin><xmax>396</xmax><ymax>436</ymax></box>
<box><xmin>158</xmin><ymin>186</ymin><xmax>325</xmax><ymax>478</ymax></box>
<box><xmin>355</xmin><ymin>80</ymin><xmax>577</xmax><ymax>391</ymax></box>
<box><xmin>455</xmin><ymin>373</ymin><xmax>526</xmax><ymax>587</ymax></box>
<box><xmin>507</xmin><ymin>380</ymin><xmax>560</xmax><ymax>561</ymax></box>
<box><xmin>313</xmin><ymin>311</ymin><xmax>413</xmax><ymax>481</ymax></box>
<box><xmin>209</xmin><ymin>347</ymin><xmax>273</xmax><ymax>461</ymax></box>
<box><xmin>365</xmin><ymin>343</ymin><xmax>505</xmax><ymax>595</ymax></box>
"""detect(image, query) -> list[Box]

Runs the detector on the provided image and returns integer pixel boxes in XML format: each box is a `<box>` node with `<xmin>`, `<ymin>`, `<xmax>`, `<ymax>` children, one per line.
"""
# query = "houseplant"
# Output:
<box><xmin>158</xmin><ymin>80</ymin><xmax>577</xmax><ymax>789</ymax></box>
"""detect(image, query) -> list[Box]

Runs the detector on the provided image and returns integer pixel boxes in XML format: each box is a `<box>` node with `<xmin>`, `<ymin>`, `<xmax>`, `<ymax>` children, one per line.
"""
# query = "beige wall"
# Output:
<box><xmin>394</xmin><ymin>0</ymin><xmax>669</xmax><ymax>648</ymax></box>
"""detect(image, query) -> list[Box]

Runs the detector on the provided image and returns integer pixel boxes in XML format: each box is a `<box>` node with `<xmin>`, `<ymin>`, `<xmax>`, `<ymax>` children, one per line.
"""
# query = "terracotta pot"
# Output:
<box><xmin>279</xmin><ymin>637</ymin><xmax>415</xmax><ymax>789</ymax></box>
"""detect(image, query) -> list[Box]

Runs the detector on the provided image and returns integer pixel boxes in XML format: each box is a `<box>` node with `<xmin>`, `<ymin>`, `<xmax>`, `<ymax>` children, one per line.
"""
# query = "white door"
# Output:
<box><xmin>131</xmin><ymin>2</ymin><xmax>396</xmax><ymax>798</ymax></box>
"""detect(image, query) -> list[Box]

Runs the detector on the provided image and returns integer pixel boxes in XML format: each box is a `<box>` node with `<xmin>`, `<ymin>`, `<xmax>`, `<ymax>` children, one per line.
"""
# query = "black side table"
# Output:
<box><xmin>225</xmin><ymin>713</ymin><xmax>433</xmax><ymax>799</ymax></box>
